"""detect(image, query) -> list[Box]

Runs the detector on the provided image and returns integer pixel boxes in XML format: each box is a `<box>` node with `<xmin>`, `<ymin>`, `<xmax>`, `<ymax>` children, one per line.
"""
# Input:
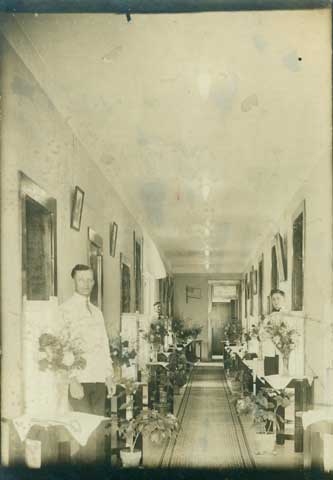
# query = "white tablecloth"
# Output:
<box><xmin>261</xmin><ymin>374</ymin><xmax>313</xmax><ymax>391</ymax></box>
<box><xmin>12</xmin><ymin>412</ymin><xmax>109</xmax><ymax>447</ymax></box>
<box><xmin>301</xmin><ymin>408</ymin><xmax>333</xmax><ymax>430</ymax></box>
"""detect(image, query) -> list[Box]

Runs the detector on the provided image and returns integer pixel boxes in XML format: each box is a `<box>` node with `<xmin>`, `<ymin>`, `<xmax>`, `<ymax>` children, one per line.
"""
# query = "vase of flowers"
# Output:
<box><xmin>263</xmin><ymin>319</ymin><xmax>297</xmax><ymax>376</ymax></box>
<box><xmin>38</xmin><ymin>331</ymin><xmax>86</xmax><ymax>414</ymax></box>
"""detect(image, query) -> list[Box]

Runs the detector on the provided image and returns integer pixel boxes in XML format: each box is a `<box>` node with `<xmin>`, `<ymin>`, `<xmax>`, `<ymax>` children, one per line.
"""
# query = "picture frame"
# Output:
<box><xmin>70</xmin><ymin>186</ymin><xmax>84</xmax><ymax>231</ymax></box>
<box><xmin>186</xmin><ymin>286</ymin><xmax>201</xmax><ymax>303</ymax></box>
<box><xmin>88</xmin><ymin>227</ymin><xmax>103</xmax><ymax>309</ymax></box>
<box><xmin>275</xmin><ymin>232</ymin><xmax>287</xmax><ymax>282</ymax></box>
<box><xmin>109</xmin><ymin>222</ymin><xmax>118</xmax><ymax>257</ymax></box>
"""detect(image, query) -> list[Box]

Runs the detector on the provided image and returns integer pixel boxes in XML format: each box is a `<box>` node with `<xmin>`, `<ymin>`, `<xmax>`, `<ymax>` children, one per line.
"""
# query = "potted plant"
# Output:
<box><xmin>168</xmin><ymin>351</ymin><xmax>188</xmax><ymax>394</ymax></box>
<box><xmin>224</xmin><ymin>320</ymin><xmax>243</xmax><ymax>345</ymax></box>
<box><xmin>236</xmin><ymin>387</ymin><xmax>290</xmax><ymax>455</ymax></box>
<box><xmin>117</xmin><ymin>409</ymin><xmax>179</xmax><ymax>467</ymax></box>
<box><xmin>110</xmin><ymin>337</ymin><xmax>137</xmax><ymax>380</ymax></box>
<box><xmin>144</xmin><ymin>320</ymin><xmax>169</xmax><ymax>360</ymax></box>
<box><xmin>171</xmin><ymin>317</ymin><xmax>185</xmax><ymax>344</ymax></box>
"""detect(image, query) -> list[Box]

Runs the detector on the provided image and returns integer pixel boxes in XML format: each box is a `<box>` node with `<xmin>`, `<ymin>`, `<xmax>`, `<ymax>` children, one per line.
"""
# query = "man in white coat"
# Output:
<box><xmin>60</xmin><ymin>264</ymin><xmax>115</xmax><ymax>462</ymax></box>
<box><xmin>260</xmin><ymin>289</ymin><xmax>286</xmax><ymax>375</ymax></box>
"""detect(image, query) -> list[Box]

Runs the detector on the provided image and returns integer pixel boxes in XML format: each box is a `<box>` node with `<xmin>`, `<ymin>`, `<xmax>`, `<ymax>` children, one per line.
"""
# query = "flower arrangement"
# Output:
<box><xmin>110</xmin><ymin>337</ymin><xmax>137</xmax><ymax>369</ymax></box>
<box><xmin>144</xmin><ymin>319</ymin><xmax>168</xmax><ymax>345</ymax></box>
<box><xmin>263</xmin><ymin>319</ymin><xmax>298</xmax><ymax>360</ymax></box>
<box><xmin>171</xmin><ymin>317</ymin><xmax>185</xmax><ymax>340</ymax></box>
<box><xmin>171</xmin><ymin>318</ymin><xmax>202</xmax><ymax>343</ymax></box>
<box><xmin>244</xmin><ymin>324</ymin><xmax>260</xmax><ymax>342</ymax></box>
<box><xmin>38</xmin><ymin>332</ymin><xmax>86</xmax><ymax>373</ymax></box>
<box><xmin>224</xmin><ymin>320</ymin><xmax>243</xmax><ymax>344</ymax></box>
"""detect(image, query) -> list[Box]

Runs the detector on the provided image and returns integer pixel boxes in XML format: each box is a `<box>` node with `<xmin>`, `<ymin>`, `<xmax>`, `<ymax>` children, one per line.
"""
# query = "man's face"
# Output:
<box><xmin>74</xmin><ymin>269</ymin><xmax>95</xmax><ymax>297</ymax></box>
<box><xmin>271</xmin><ymin>293</ymin><xmax>284</xmax><ymax>311</ymax></box>
<box><xmin>154</xmin><ymin>303</ymin><xmax>161</xmax><ymax>316</ymax></box>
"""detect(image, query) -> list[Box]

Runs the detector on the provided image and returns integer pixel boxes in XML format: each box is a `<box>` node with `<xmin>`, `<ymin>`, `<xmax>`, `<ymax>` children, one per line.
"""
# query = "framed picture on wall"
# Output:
<box><xmin>88</xmin><ymin>227</ymin><xmax>103</xmax><ymax>309</ymax></box>
<box><xmin>70</xmin><ymin>186</ymin><xmax>84</xmax><ymax>231</ymax></box>
<box><xmin>186</xmin><ymin>286</ymin><xmax>201</xmax><ymax>303</ymax></box>
<box><xmin>109</xmin><ymin>222</ymin><xmax>118</xmax><ymax>257</ymax></box>
<box><xmin>275</xmin><ymin>233</ymin><xmax>287</xmax><ymax>282</ymax></box>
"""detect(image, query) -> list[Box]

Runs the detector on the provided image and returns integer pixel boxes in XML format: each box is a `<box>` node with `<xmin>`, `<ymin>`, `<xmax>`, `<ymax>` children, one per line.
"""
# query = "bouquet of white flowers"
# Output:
<box><xmin>38</xmin><ymin>331</ymin><xmax>86</xmax><ymax>373</ymax></box>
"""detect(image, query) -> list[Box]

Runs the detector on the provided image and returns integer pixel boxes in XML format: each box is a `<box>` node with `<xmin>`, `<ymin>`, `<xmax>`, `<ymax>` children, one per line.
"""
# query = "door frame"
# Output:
<box><xmin>207</xmin><ymin>280</ymin><xmax>241</xmax><ymax>359</ymax></box>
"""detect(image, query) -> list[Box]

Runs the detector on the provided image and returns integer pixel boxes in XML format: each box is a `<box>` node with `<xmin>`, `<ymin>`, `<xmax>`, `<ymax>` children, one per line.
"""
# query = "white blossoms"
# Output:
<box><xmin>62</xmin><ymin>351</ymin><xmax>75</xmax><ymax>367</ymax></box>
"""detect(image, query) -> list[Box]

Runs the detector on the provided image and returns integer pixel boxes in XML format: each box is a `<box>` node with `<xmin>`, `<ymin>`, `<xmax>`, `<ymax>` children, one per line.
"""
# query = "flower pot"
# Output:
<box><xmin>120</xmin><ymin>448</ymin><xmax>142</xmax><ymax>467</ymax></box>
<box><xmin>254</xmin><ymin>432</ymin><xmax>276</xmax><ymax>455</ymax></box>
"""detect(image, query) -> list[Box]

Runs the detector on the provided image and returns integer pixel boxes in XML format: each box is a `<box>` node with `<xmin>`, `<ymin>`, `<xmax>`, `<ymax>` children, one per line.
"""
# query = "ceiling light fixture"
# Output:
<box><xmin>204</xmin><ymin>248</ymin><xmax>210</xmax><ymax>257</ymax></box>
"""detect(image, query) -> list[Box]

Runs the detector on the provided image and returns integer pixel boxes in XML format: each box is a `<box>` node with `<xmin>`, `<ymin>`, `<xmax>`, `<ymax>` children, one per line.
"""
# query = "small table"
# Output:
<box><xmin>6</xmin><ymin>412</ymin><xmax>110</xmax><ymax>467</ymax></box>
<box><xmin>299</xmin><ymin>408</ymin><xmax>333</xmax><ymax>470</ymax></box>
<box><xmin>232</xmin><ymin>350</ymin><xmax>314</xmax><ymax>452</ymax></box>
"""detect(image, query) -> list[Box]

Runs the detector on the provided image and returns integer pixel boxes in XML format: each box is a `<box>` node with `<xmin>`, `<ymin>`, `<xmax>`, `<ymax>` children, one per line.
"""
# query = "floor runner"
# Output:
<box><xmin>160</xmin><ymin>364</ymin><xmax>255</xmax><ymax>469</ymax></box>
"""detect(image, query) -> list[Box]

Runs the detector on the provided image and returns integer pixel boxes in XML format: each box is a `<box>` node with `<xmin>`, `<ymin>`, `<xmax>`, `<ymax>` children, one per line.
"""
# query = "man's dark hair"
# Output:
<box><xmin>153</xmin><ymin>301</ymin><xmax>161</xmax><ymax>307</ymax></box>
<box><xmin>270</xmin><ymin>288</ymin><xmax>285</xmax><ymax>297</ymax></box>
<box><xmin>71</xmin><ymin>264</ymin><xmax>91</xmax><ymax>278</ymax></box>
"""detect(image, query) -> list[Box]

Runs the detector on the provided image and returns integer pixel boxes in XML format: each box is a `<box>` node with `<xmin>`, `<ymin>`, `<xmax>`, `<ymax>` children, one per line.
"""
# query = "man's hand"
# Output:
<box><xmin>106</xmin><ymin>375</ymin><xmax>116</xmax><ymax>398</ymax></box>
<box><xmin>69</xmin><ymin>377</ymin><xmax>84</xmax><ymax>400</ymax></box>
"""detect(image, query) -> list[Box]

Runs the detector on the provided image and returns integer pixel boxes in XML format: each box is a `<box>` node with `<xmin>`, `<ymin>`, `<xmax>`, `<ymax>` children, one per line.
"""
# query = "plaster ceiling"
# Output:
<box><xmin>6</xmin><ymin>10</ymin><xmax>331</xmax><ymax>273</ymax></box>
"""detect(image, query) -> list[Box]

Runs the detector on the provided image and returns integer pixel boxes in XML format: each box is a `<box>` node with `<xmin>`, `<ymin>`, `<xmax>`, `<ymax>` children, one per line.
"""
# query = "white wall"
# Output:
<box><xmin>0</xmin><ymin>37</ymin><xmax>166</xmax><ymax>418</ymax></box>
<box><xmin>242</xmin><ymin>155</ymin><xmax>333</xmax><ymax>404</ymax></box>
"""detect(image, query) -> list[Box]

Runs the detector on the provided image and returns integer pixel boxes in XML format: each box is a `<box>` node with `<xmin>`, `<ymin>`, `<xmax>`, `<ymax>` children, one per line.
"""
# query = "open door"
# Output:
<box><xmin>210</xmin><ymin>302</ymin><xmax>231</xmax><ymax>356</ymax></box>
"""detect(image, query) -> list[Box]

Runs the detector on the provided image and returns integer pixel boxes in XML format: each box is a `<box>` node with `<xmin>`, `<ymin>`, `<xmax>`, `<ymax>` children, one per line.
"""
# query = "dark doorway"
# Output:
<box><xmin>210</xmin><ymin>302</ymin><xmax>231</xmax><ymax>356</ymax></box>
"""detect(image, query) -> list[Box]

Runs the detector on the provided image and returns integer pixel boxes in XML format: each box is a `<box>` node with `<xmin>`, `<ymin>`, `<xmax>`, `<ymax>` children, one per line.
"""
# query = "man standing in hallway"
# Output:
<box><xmin>59</xmin><ymin>264</ymin><xmax>115</xmax><ymax>461</ymax></box>
<box><xmin>260</xmin><ymin>289</ymin><xmax>286</xmax><ymax>375</ymax></box>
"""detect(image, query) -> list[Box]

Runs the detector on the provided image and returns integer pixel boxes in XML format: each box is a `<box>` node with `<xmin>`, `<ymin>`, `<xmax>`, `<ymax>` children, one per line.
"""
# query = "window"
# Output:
<box><xmin>292</xmin><ymin>203</ymin><xmax>305</xmax><ymax>311</ymax></box>
<box><xmin>21</xmin><ymin>172</ymin><xmax>57</xmax><ymax>300</ymax></box>
<box><xmin>271</xmin><ymin>245</ymin><xmax>278</xmax><ymax>291</ymax></box>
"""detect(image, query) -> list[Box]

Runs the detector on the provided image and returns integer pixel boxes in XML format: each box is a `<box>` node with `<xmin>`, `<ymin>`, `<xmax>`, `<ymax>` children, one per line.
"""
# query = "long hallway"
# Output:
<box><xmin>159</xmin><ymin>364</ymin><xmax>255</xmax><ymax>469</ymax></box>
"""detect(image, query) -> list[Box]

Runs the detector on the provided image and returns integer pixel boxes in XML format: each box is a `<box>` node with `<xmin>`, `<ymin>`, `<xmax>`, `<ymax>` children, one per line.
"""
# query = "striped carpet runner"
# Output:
<box><xmin>160</xmin><ymin>364</ymin><xmax>255</xmax><ymax>469</ymax></box>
